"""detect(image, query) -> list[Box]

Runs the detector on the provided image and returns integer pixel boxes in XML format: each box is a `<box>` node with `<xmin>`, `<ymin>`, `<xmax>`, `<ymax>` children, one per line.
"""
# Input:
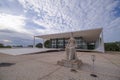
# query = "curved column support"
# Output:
<box><xmin>95</xmin><ymin>31</ymin><xmax>105</xmax><ymax>53</ymax></box>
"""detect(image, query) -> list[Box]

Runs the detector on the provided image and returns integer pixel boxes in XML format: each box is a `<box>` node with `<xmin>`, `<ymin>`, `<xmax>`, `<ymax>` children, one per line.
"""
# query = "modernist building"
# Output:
<box><xmin>35</xmin><ymin>28</ymin><xmax>104</xmax><ymax>53</ymax></box>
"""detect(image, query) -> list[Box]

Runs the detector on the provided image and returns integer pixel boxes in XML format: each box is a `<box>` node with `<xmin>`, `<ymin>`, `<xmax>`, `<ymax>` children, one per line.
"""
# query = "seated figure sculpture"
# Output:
<box><xmin>57</xmin><ymin>33</ymin><xmax>82</xmax><ymax>69</ymax></box>
<box><xmin>65</xmin><ymin>35</ymin><xmax>77</xmax><ymax>60</ymax></box>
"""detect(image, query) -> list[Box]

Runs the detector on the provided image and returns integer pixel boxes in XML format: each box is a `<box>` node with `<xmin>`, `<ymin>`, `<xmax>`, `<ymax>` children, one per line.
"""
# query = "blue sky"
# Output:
<box><xmin>0</xmin><ymin>0</ymin><xmax>120</xmax><ymax>46</ymax></box>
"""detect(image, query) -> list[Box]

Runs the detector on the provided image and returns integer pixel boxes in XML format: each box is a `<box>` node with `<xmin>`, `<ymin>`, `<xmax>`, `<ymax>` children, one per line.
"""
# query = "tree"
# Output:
<box><xmin>105</xmin><ymin>42</ymin><xmax>120</xmax><ymax>51</ymax></box>
<box><xmin>5</xmin><ymin>45</ymin><xmax>12</xmax><ymax>48</ymax></box>
<box><xmin>44</xmin><ymin>40</ymin><xmax>51</xmax><ymax>48</ymax></box>
<box><xmin>36</xmin><ymin>43</ymin><xmax>43</xmax><ymax>48</ymax></box>
<box><xmin>0</xmin><ymin>43</ymin><xmax>4</xmax><ymax>48</ymax></box>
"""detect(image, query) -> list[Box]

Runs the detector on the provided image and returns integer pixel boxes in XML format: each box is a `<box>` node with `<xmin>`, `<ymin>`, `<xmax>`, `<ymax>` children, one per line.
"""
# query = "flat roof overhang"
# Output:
<box><xmin>35</xmin><ymin>28</ymin><xmax>102</xmax><ymax>42</ymax></box>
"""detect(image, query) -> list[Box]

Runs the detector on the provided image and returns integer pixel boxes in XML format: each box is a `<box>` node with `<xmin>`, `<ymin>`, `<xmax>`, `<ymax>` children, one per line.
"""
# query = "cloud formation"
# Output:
<box><xmin>0</xmin><ymin>0</ymin><xmax>120</xmax><ymax>46</ymax></box>
<box><xmin>18</xmin><ymin>0</ymin><xmax>120</xmax><ymax>32</ymax></box>
<box><xmin>0</xmin><ymin>13</ymin><xmax>28</xmax><ymax>33</ymax></box>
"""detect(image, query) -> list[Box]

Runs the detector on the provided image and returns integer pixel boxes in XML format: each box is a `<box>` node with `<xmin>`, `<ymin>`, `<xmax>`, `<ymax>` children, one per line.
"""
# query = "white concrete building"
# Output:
<box><xmin>35</xmin><ymin>28</ymin><xmax>104</xmax><ymax>53</ymax></box>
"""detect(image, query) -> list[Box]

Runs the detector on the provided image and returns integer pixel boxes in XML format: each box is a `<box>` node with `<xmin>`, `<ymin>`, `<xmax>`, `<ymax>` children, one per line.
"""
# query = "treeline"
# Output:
<box><xmin>104</xmin><ymin>42</ymin><xmax>120</xmax><ymax>51</ymax></box>
<box><xmin>0</xmin><ymin>43</ymin><xmax>43</xmax><ymax>48</ymax></box>
<box><xmin>0</xmin><ymin>43</ymin><xmax>12</xmax><ymax>48</ymax></box>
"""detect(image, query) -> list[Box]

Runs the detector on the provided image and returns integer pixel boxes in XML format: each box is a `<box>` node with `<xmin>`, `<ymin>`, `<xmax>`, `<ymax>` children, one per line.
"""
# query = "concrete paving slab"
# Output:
<box><xmin>0</xmin><ymin>51</ymin><xmax>120</xmax><ymax>80</ymax></box>
<box><xmin>0</xmin><ymin>48</ymin><xmax>60</xmax><ymax>55</ymax></box>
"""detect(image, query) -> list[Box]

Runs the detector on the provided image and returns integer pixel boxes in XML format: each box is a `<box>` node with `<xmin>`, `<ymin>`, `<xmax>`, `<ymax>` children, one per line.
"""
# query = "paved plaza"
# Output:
<box><xmin>0</xmin><ymin>51</ymin><xmax>120</xmax><ymax>80</ymax></box>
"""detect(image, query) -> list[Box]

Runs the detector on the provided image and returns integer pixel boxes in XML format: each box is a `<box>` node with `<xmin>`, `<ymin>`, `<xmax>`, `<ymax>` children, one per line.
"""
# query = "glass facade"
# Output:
<box><xmin>87</xmin><ymin>42</ymin><xmax>95</xmax><ymax>49</ymax></box>
<box><xmin>51</xmin><ymin>37</ymin><xmax>89</xmax><ymax>49</ymax></box>
<box><xmin>57</xmin><ymin>39</ymin><xmax>64</xmax><ymax>48</ymax></box>
<box><xmin>75</xmin><ymin>37</ymin><xmax>87</xmax><ymax>49</ymax></box>
<box><xmin>51</xmin><ymin>39</ymin><xmax>57</xmax><ymax>48</ymax></box>
<box><xmin>65</xmin><ymin>39</ymin><xmax>68</xmax><ymax>47</ymax></box>
<box><xmin>50</xmin><ymin>37</ymin><xmax>96</xmax><ymax>50</ymax></box>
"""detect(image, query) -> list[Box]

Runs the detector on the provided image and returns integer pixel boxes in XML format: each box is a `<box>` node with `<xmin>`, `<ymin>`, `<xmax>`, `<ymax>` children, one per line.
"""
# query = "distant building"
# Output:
<box><xmin>35</xmin><ymin>28</ymin><xmax>104</xmax><ymax>52</ymax></box>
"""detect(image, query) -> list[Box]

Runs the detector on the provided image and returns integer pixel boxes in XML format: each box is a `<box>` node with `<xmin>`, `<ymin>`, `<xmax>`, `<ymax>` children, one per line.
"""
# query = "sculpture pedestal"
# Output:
<box><xmin>57</xmin><ymin>59</ymin><xmax>82</xmax><ymax>69</ymax></box>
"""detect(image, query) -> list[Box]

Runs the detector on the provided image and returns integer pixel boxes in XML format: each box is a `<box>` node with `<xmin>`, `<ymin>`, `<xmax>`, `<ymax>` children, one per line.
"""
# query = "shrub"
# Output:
<box><xmin>36</xmin><ymin>43</ymin><xmax>43</xmax><ymax>48</ymax></box>
<box><xmin>105</xmin><ymin>42</ymin><xmax>120</xmax><ymax>51</ymax></box>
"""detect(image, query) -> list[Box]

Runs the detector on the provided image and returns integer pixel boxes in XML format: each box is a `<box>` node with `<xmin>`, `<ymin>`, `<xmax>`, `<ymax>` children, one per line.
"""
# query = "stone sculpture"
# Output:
<box><xmin>65</xmin><ymin>35</ymin><xmax>77</xmax><ymax>60</ymax></box>
<box><xmin>57</xmin><ymin>33</ymin><xmax>82</xmax><ymax>69</ymax></box>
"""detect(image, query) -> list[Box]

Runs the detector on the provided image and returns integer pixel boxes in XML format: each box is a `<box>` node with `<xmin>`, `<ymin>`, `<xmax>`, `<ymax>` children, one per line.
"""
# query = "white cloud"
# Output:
<box><xmin>3</xmin><ymin>39</ymin><xmax>12</xmax><ymax>43</ymax></box>
<box><xmin>0</xmin><ymin>13</ymin><xmax>32</xmax><ymax>34</ymax></box>
<box><xmin>0</xmin><ymin>0</ymin><xmax>119</xmax><ymax>44</ymax></box>
<box><xmin>33</xmin><ymin>19</ymin><xmax>53</xmax><ymax>29</ymax></box>
<box><xmin>19</xmin><ymin>0</ymin><xmax>119</xmax><ymax>30</ymax></box>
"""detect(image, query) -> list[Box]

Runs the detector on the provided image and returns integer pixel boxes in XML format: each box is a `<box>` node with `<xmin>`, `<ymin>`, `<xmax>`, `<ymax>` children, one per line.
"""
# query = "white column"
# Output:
<box><xmin>101</xmin><ymin>31</ymin><xmax>105</xmax><ymax>52</ymax></box>
<box><xmin>95</xmin><ymin>31</ymin><xmax>104</xmax><ymax>53</ymax></box>
<box><xmin>43</xmin><ymin>39</ymin><xmax>45</xmax><ymax>48</ymax></box>
<box><xmin>33</xmin><ymin>36</ymin><xmax>35</xmax><ymax>48</ymax></box>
